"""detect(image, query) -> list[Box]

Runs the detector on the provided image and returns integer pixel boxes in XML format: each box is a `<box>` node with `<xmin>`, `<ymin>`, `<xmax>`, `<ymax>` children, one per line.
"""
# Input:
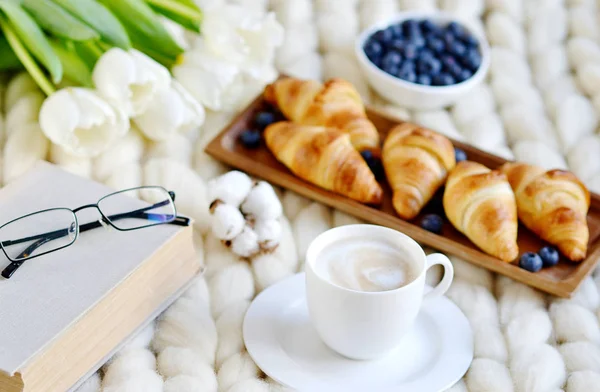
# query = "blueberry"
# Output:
<box><xmin>454</xmin><ymin>147</ymin><xmax>467</xmax><ymax>162</ymax></box>
<box><xmin>384</xmin><ymin>64</ymin><xmax>400</xmax><ymax>76</ymax></box>
<box><xmin>254</xmin><ymin>111</ymin><xmax>277</xmax><ymax>130</ymax></box>
<box><xmin>389</xmin><ymin>24</ymin><xmax>403</xmax><ymax>38</ymax></box>
<box><xmin>382</xmin><ymin>51</ymin><xmax>402</xmax><ymax>69</ymax></box>
<box><xmin>360</xmin><ymin>150</ymin><xmax>385</xmax><ymax>180</ymax></box>
<box><xmin>462</xmin><ymin>48</ymin><xmax>482</xmax><ymax>71</ymax></box>
<box><xmin>433</xmin><ymin>72</ymin><xmax>455</xmax><ymax>86</ymax></box>
<box><xmin>419</xmin><ymin>48</ymin><xmax>435</xmax><ymax>61</ymax></box>
<box><xmin>456</xmin><ymin>68</ymin><xmax>472</xmax><ymax>82</ymax></box>
<box><xmin>402</xmin><ymin>19</ymin><xmax>420</xmax><ymax>36</ymax></box>
<box><xmin>417</xmin><ymin>56</ymin><xmax>442</xmax><ymax>75</ymax></box>
<box><xmin>398</xmin><ymin>60</ymin><xmax>416</xmax><ymax>74</ymax></box>
<box><xmin>443</xmin><ymin>31</ymin><xmax>456</xmax><ymax>46</ymax></box>
<box><xmin>417</xmin><ymin>74</ymin><xmax>432</xmax><ymax>85</ymax></box>
<box><xmin>420</xmin><ymin>214</ymin><xmax>444</xmax><ymax>234</ymax></box>
<box><xmin>398</xmin><ymin>69</ymin><xmax>417</xmax><ymax>83</ymax></box>
<box><xmin>390</xmin><ymin>38</ymin><xmax>406</xmax><ymax>52</ymax></box>
<box><xmin>539</xmin><ymin>246</ymin><xmax>560</xmax><ymax>267</ymax></box>
<box><xmin>441</xmin><ymin>54</ymin><xmax>457</xmax><ymax>69</ymax></box>
<box><xmin>449</xmin><ymin>41</ymin><xmax>467</xmax><ymax>57</ymax></box>
<box><xmin>364</xmin><ymin>39</ymin><xmax>384</xmax><ymax>61</ymax></box>
<box><xmin>446</xmin><ymin>62</ymin><xmax>463</xmax><ymax>79</ymax></box>
<box><xmin>402</xmin><ymin>43</ymin><xmax>419</xmax><ymax>60</ymax></box>
<box><xmin>447</xmin><ymin>21</ymin><xmax>466</xmax><ymax>39</ymax></box>
<box><xmin>426</xmin><ymin>36</ymin><xmax>445</xmax><ymax>54</ymax></box>
<box><xmin>420</xmin><ymin>20</ymin><xmax>439</xmax><ymax>34</ymax></box>
<box><xmin>519</xmin><ymin>252</ymin><xmax>543</xmax><ymax>272</ymax></box>
<box><xmin>411</xmin><ymin>35</ymin><xmax>426</xmax><ymax>49</ymax></box>
<box><xmin>374</xmin><ymin>28</ymin><xmax>394</xmax><ymax>45</ymax></box>
<box><xmin>462</xmin><ymin>33</ymin><xmax>479</xmax><ymax>48</ymax></box>
<box><xmin>239</xmin><ymin>129</ymin><xmax>261</xmax><ymax>148</ymax></box>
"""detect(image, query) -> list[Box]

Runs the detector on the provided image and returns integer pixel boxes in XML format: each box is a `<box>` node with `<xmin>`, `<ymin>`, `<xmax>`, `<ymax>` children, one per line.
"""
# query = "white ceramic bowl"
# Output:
<box><xmin>355</xmin><ymin>11</ymin><xmax>491</xmax><ymax>110</ymax></box>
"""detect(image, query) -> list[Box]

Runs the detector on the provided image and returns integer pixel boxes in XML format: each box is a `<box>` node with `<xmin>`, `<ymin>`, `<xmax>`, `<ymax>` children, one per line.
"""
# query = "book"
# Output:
<box><xmin>0</xmin><ymin>162</ymin><xmax>201</xmax><ymax>392</ymax></box>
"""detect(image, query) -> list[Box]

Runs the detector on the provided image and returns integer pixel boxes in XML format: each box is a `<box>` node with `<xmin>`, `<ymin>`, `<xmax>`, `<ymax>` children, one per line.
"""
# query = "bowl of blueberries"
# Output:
<box><xmin>355</xmin><ymin>11</ymin><xmax>490</xmax><ymax>110</ymax></box>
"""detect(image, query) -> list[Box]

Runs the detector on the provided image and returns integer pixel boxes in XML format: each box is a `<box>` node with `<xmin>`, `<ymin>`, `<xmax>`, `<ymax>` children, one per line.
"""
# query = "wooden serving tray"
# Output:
<box><xmin>205</xmin><ymin>94</ymin><xmax>600</xmax><ymax>298</ymax></box>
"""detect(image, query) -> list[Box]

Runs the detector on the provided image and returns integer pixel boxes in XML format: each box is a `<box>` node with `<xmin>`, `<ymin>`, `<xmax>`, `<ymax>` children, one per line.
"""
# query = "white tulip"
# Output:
<box><xmin>5</xmin><ymin>90</ymin><xmax>44</xmax><ymax>138</ymax></box>
<box><xmin>92</xmin><ymin>48</ymin><xmax>171</xmax><ymax>116</ymax></box>
<box><xmin>133</xmin><ymin>80</ymin><xmax>205</xmax><ymax>141</ymax></box>
<box><xmin>39</xmin><ymin>87</ymin><xmax>129</xmax><ymax>158</ymax></box>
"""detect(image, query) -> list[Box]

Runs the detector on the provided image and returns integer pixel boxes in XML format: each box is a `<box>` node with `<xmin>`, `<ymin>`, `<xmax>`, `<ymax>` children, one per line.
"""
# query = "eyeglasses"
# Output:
<box><xmin>0</xmin><ymin>186</ymin><xmax>191</xmax><ymax>279</ymax></box>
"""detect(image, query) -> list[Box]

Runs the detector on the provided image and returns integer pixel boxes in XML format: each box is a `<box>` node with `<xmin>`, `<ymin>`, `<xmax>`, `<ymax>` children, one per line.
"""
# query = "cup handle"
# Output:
<box><xmin>423</xmin><ymin>253</ymin><xmax>454</xmax><ymax>301</ymax></box>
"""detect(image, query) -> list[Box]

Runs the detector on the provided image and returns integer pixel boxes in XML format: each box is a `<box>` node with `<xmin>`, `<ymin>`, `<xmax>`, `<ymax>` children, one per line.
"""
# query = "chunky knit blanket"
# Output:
<box><xmin>3</xmin><ymin>0</ymin><xmax>600</xmax><ymax>391</ymax></box>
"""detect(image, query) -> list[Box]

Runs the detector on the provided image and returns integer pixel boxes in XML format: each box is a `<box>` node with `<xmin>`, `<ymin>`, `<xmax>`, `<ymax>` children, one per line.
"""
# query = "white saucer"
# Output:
<box><xmin>243</xmin><ymin>273</ymin><xmax>473</xmax><ymax>392</ymax></box>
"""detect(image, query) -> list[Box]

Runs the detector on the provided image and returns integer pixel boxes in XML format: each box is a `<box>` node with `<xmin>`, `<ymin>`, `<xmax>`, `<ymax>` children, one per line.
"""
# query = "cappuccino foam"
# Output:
<box><xmin>315</xmin><ymin>238</ymin><xmax>417</xmax><ymax>292</ymax></box>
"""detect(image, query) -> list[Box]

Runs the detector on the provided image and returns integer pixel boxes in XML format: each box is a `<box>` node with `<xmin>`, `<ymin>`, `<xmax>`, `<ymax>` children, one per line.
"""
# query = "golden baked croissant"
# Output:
<box><xmin>501</xmin><ymin>162</ymin><xmax>590</xmax><ymax>261</ymax></box>
<box><xmin>264</xmin><ymin>121</ymin><xmax>383</xmax><ymax>204</ymax></box>
<box><xmin>264</xmin><ymin>77</ymin><xmax>380</xmax><ymax>153</ymax></box>
<box><xmin>382</xmin><ymin>123</ymin><xmax>456</xmax><ymax>220</ymax></box>
<box><xmin>443</xmin><ymin>161</ymin><xmax>519</xmax><ymax>262</ymax></box>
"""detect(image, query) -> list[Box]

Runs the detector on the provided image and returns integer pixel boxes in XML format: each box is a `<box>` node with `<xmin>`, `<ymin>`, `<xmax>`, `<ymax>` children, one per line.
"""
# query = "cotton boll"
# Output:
<box><xmin>241</xmin><ymin>181</ymin><xmax>283</xmax><ymax>220</ymax></box>
<box><xmin>317</xmin><ymin>10</ymin><xmax>358</xmax><ymax>54</ymax></box>
<box><xmin>451</xmin><ymin>85</ymin><xmax>495</xmax><ymax>127</ymax></box>
<box><xmin>208</xmin><ymin>263</ymin><xmax>255</xmax><ymax>318</ymax></box>
<box><xmin>282</xmin><ymin>190</ymin><xmax>312</xmax><ymax>221</ymax></box>
<box><xmin>570</xmin><ymin>135</ymin><xmax>600</xmax><ymax>182</ymax></box>
<box><xmin>146</xmin><ymin>134</ymin><xmax>193</xmax><ymax>166</ymax></box>
<box><xmin>3</xmin><ymin>123</ymin><xmax>49</xmax><ymax>184</ymax></box>
<box><xmin>532</xmin><ymin>45</ymin><xmax>569</xmax><ymax>91</ymax></box>
<box><xmin>556</xmin><ymin>94</ymin><xmax>598</xmax><ymax>153</ymax></box>
<box><xmin>569</xmin><ymin>6</ymin><xmax>599</xmax><ymax>41</ymax></box>
<box><xmin>152</xmin><ymin>297</ymin><xmax>217</xmax><ymax>364</ymax></box>
<box><xmin>498</xmin><ymin>282</ymin><xmax>546</xmax><ymax>325</ymax></box>
<box><xmin>49</xmin><ymin>144</ymin><xmax>92</xmax><ymax>178</ymax></box>
<box><xmin>210</xmin><ymin>202</ymin><xmax>245</xmax><ymax>241</ymax></box>
<box><xmin>466</xmin><ymin>358</ymin><xmax>514</xmax><ymax>392</ymax></box>
<box><xmin>446</xmin><ymin>281</ymin><xmax>500</xmax><ymax>327</ymax></box>
<box><xmin>231</xmin><ymin>225</ymin><xmax>260</xmax><ymax>258</ymax></box>
<box><xmin>550</xmin><ymin>302</ymin><xmax>600</xmax><ymax>344</ymax></box>
<box><xmin>279</xmin><ymin>52</ymin><xmax>322</xmax><ymax>80</ymax></box>
<box><xmin>560</xmin><ymin>342</ymin><xmax>600</xmax><ymax>373</ymax></box>
<box><xmin>102</xmin><ymin>370</ymin><xmax>164</xmax><ymax>392</ymax></box>
<box><xmin>567</xmin><ymin>37</ymin><xmax>600</xmax><ymax>69</ymax></box>
<box><xmin>504</xmin><ymin>309</ymin><xmax>552</xmax><ymax>354</ymax></box>
<box><xmin>322</xmin><ymin>52</ymin><xmax>370</xmax><ymax>101</ymax></box>
<box><xmin>215</xmin><ymin>300</ymin><xmax>250</xmax><ymax>367</ymax></box>
<box><xmin>461</xmin><ymin>114</ymin><xmax>506</xmax><ymax>150</ymax></box>
<box><xmin>217</xmin><ymin>352</ymin><xmax>260</xmax><ymax>391</ymax></box>
<box><xmin>275</xmin><ymin>25</ymin><xmax>319</xmax><ymax>69</ymax></box>
<box><xmin>157</xmin><ymin>347</ymin><xmax>217</xmax><ymax>380</ymax></box>
<box><xmin>501</xmin><ymin>104</ymin><xmax>559</xmax><ymax>149</ymax></box>
<box><xmin>5</xmin><ymin>91</ymin><xmax>44</xmax><ymax>137</ymax></box>
<box><xmin>227</xmin><ymin>379</ymin><xmax>270</xmax><ymax>392</ymax></box>
<box><xmin>74</xmin><ymin>373</ymin><xmax>100</xmax><ymax>392</ymax></box>
<box><xmin>491</xmin><ymin>75</ymin><xmax>545</xmax><ymax>112</ymax></box>
<box><xmin>566</xmin><ymin>371</ymin><xmax>600</xmax><ymax>392</ymax></box>
<box><xmin>143</xmin><ymin>158</ymin><xmax>210</xmax><ymax>233</ymax></box>
<box><xmin>528</xmin><ymin>5</ymin><xmax>567</xmax><ymax>55</ymax></box>
<box><xmin>544</xmin><ymin>75</ymin><xmax>579</xmax><ymax>116</ymax></box>
<box><xmin>293</xmin><ymin>203</ymin><xmax>332</xmax><ymax>263</ymax></box>
<box><xmin>4</xmin><ymin>72</ymin><xmax>39</xmax><ymax>112</ymax></box>
<box><xmin>512</xmin><ymin>141</ymin><xmax>567</xmax><ymax>170</ymax></box>
<box><xmin>510</xmin><ymin>344</ymin><xmax>566</xmax><ymax>392</ymax></box>
<box><xmin>486</xmin><ymin>12</ymin><xmax>526</xmax><ymax>54</ymax></box>
<box><xmin>490</xmin><ymin>47</ymin><xmax>532</xmax><ymax>84</ymax></box>
<box><xmin>104</xmin><ymin>162</ymin><xmax>142</xmax><ymax>192</ymax></box>
<box><xmin>255</xmin><ymin>219</ymin><xmax>282</xmax><ymax>250</ymax></box>
<box><xmin>102</xmin><ymin>349</ymin><xmax>157</xmax><ymax>386</ymax></box>
<box><xmin>472</xmin><ymin>323</ymin><xmax>508</xmax><ymax>363</ymax></box>
<box><xmin>207</xmin><ymin>171</ymin><xmax>253</xmax><ymax>207</ymax></box>
<box><xmin>332</xmin><ymin>210</ymin><xmax>364</xmax><ymax>227</ymax></box>
<box><xmin>273</xmin><ymin>0</ymin><xmax>313</xmax><ymax>27</ymax></box>
<box><xmin>412</xmin><ymin>110</ymin><xmax>464</xmax><ymax>141</ymax></box>
<box><xmin>204</xmin><ymin>233</ymin><xmax>240</xmax><ymax>280</ymax></box>
<box><xmin>449</xmin><ymin>256</ymin><xmax>494</xmax><ymax>292</ymax></box>
<box><xmin>93</xmin><ymin>128</ymin><xmax>145</xmax><ymax>181</ymax></box>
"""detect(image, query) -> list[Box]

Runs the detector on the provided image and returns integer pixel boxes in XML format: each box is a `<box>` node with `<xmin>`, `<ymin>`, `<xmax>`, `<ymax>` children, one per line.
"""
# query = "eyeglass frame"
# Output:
<box><xmin>0</xmin><ymin>185</ymin><xmax>191</xmax><ymax>279</ymax></box>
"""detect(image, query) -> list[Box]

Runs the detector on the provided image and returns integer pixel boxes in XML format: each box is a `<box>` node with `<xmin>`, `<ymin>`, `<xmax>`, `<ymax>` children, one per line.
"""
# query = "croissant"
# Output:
<box><xmin>501</xmin><ymin>162</ymin><xmax>590</xmax><ymax>261</ymax></box>
<box><xmin>443</xmin><ymin>161</ymin><xmax>519</xmax><ymax>262</ymax></box>
<box><xmin>264</xmin><ymin>121</ymin><xmax>383</xmax><ymax>204</ymax></box>
<box><xmin>264</xmin><ymin>77</ymin><xmax>380</xmax><ymax>153</ymax></box>
<box><xmin>382</xmin><ymin>123</ymin><xmax>456</xmax><ymax>220</ymax></box>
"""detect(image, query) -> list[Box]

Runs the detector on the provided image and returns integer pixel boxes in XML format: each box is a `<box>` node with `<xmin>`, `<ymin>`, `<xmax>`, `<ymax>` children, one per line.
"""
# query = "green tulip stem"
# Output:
<box><xmin>145</xmin><ymin>0</ymin><xmax>201</xmax><ymax>21</ymax></box>
<box><xmin>0</xmin><ymin>16</ymin><xmax>55</xmax><ymax>95</ymax></box>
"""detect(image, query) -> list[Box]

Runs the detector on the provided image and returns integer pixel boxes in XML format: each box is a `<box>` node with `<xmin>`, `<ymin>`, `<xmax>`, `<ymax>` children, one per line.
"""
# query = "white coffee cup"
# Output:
<box><xmin>305</xmin><ymin>224</ymin><xmax>454</xmax><ymax>360</ymax></box>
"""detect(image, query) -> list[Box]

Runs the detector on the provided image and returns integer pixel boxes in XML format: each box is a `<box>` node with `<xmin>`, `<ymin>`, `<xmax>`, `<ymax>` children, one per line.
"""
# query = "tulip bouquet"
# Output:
<box><xmin>0</xmin><ymin>0</ymin><xmax>283</xmax><ymax>158</ymax></box>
